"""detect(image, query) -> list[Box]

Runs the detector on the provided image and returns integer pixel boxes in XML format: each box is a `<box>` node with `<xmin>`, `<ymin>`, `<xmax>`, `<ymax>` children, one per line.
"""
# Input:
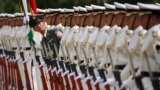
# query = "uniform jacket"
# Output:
<box><xmin>41</xmin><ymin>28</ymin><xmax>61</xmax><ymax>59</ymax></box>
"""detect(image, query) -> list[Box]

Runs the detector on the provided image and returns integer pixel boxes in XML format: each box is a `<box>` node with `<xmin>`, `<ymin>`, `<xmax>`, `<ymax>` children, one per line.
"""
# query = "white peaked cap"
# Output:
<box><xmin>73</xmin><ymin>6</ymin><xmax>79</xmax><ymax>12</ymax></box>
<box><xmin>0</xmin><ymin>13</ymin><xmax>6</xmax><ymax>17</ymax></box>
<box><xmin>0</xmin><ymin>14</ymin><xmax>3</xmax><ymax>17</ymax></box>
<box><xmin>59</xmin><ymin>8</ymin><xmax>65</xmax><ymax>13</ymax></box>
<box><xmin>125</xmin><ymin>3</ymin><xmax>140</xmax><ymax>10</ymax></box>
<box><xmin>6</xmin><ymin>14</ymin><xmax>15</xmax><ymax>17</ymax></box>
<box><xmin>64</xmin><ymin>8</ymin><xmax>74</xmax><ymax>13</ymax></box>
<box><xmin>114</xmin><ymin>2</ymin><xmax>126</xmax><ymax>10</ymax></box>
<box><xmin>156</xmin><ymin>3</ymin><xmax>160</xmax><ymax>6</ymax></box>
<box><xmin>3</xmin><ymin>13</ymin><xmax>8</xmax><ymax>17</ymax></box>
<box><xmin>85</xmin><ymin>5</ymin><xmax>93</xmax><ymax>11</ymax></box>
<box><xmin>37</xmin><ymin>8</ymin><xmax>47</xmax><ymax>13</ymax></box>
<box><xmin>14</xmin><ymin>13</ymin><xmax>24</xmax><ymax>16</ymax></box>
<box><xmin>48</xmin><ymin>8</ymin><xmax>61</xmax><ymax>12</ymax></box>
<box><xmin>138</xmin><ymin>3</ymin><xmax>160</xmax><ymax>10</ymax></box>
<box><xmin>104</xmin><ymin>3</ymin><xmax>116</xmax><ymax>10</ymax></box>
<box><xmin>44</xmin><ymin>9</ymin><xmax>51</xmax><ymax>13</ymax></box>
<box><xmin>79</xmin><ymin>6</ymin><xmax>87</xmax><ymax>12</ymax></box>
<box><xmin>91</xmin><ymin>4</ymin><xmax>106</xmax><ymax>10</ymax></box>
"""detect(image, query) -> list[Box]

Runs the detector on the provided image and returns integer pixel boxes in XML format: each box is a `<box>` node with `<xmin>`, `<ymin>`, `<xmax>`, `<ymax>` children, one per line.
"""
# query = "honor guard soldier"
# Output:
<box><xmin>138</xmin><ymin>3</ymin><xmax>160</xmax><ymax>90</ymax></box>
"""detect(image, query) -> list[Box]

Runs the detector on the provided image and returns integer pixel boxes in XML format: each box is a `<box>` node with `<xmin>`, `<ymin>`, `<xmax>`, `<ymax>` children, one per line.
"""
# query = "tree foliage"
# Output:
<box><xmin>0</xmin><ymin>0</ymin><xmax>22</xmax><ymax>13</ymax></box>
<box><xmin>0</xmin><ymin>0</ymin><xmax>160</xmax><ymax>13</ymax></box>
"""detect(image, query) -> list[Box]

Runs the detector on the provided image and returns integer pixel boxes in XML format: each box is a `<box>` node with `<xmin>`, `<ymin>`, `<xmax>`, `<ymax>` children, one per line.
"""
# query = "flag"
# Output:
<box><xmin>29</xmin><ymin>0</ymin><xmax>38</xmax><ymax>14</ymax></box>
<box><xmin>27</xmin><ymin>28</ymin><xmax>35</xmax><ymax>46</ymax></box>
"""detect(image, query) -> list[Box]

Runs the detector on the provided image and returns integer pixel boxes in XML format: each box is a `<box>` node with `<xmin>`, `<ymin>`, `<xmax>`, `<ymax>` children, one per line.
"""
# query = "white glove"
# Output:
<box><xmin>103</xmin><ymin>78</ymin><xmax>115</xmax><ymax>87</ymax></box>
<box><xmin>120</xmin><ymin>76</ymin><xmax>136</xmax><ymax>90</ymax></box>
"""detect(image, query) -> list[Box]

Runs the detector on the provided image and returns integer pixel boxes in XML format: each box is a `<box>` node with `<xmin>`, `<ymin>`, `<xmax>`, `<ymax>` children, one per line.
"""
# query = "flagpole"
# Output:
<box><xmin>22</xmin><ymin>0</ymin><xmax>29</xmax><ymax>24</ymax></box>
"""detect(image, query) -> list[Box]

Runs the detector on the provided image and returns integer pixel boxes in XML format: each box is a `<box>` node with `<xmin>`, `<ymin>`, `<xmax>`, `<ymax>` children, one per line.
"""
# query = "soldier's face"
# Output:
<box><xmin>33</xmin><ymin>21</ymin><xmax>47</xmax><ymax>33</ymax></box>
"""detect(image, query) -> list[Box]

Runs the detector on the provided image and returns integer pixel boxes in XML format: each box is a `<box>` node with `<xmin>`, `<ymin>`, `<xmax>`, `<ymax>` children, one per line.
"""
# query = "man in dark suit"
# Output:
<box><xmin>29</xmin><ymin>14</ymin><xmax>63</xmax><ymax>59</ymax></box>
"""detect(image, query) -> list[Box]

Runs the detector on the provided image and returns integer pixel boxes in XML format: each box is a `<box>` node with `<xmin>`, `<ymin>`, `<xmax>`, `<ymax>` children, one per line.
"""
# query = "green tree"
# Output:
<box><xmin>0</xmin><ymin>0</ymin><xmax>160</xmax><ymax>13</ymax></box>
<box><xmin>0</xmin><ymin>0</ymin><xmax>22</xmax><ymax>13</ymax></box>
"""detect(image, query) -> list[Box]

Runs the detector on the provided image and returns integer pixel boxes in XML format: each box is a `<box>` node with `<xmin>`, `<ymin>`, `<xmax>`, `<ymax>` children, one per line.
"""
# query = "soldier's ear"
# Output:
<box><xmin>139</xmin><ymin>30</ymin><xmax>143</xmax><ymax>36</ymax></box>
<box><xmin>126</xmin><ymin>30</ymin><xmax>133</xmax><ymax>36</ymax></box>
<box><xmin>152</xmin><ymin>30</ymin><xmax>158</xmax><ymax>38</ymax></box>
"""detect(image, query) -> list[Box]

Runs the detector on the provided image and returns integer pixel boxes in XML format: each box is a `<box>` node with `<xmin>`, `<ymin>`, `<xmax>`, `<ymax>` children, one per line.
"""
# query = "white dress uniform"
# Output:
<box><xmin>140</xmin><ymin>24</ymin><xmax>160</xmax><ymax>90</ymax></box>
<box><xmin>0</xmin><ymin>26</ymin><xmax>7</xmax><ymax>89</ymax></box>
<box><xmin>18</xmin><ymin>27</ymin><xmax>30</xmax><ymax>90</ymax></box>
<box><xmin>95</xmin><ymin>25</ymin><xmax>110</xmax><ymax>69</ymax></box>
<box><xmin>104</xmin><ymin>2</ymin><xmax>127</xmax><ymax>90</ymax></box>
<box><xmin>102</xmin><ymin>25</ymin><xmax>122</xmax><ymax>90</ymax></box>
<box><xmin>3</xmin><ymin>25</ymin><xmax>13</xmax><ymax>89</ymax></box>
<box><xmin>77</xmin><ymin>25</ymin><xmax>94</xmax><ymax>90</ymax></box>
<box><xmin>78</xmin><ymin>26</ymin><xmax>94</xmax><ymax>65</ymax></box>
<box><xmin>115</xmin><ymin>26</ymin><xmax>133</xmax><ymax>80</ymax></box>
<box><xmin>14</xmin><ymin>25</ymin><xmax>29</xmax><ymax>90</ymax></box>
<box><xmin>66</xmin><ymin>25</ymin><xmax>83</xmax><ymax>90</ymax></box>
<box><xmin>105</xmin><ymin>25</ymin><xmax>121</xmax><ymax>79</ymax></box>
<box><xmin>59</xmin><ymin>26</ymin><xmax>71</xmax><ymax>61</ymax></box>
<box><xmin>93</xmin><ymin>25</ymin><xmax>110</xmax><ymax>89</ymax></box>
<box><xmin>121</xmin><ymin>26</ymin><xmax>146</xmax><ymax>90</ymax></box>
<box><xmin>66</xmin><ymin>26</ymin><xmax>79</xmax><ymax>63</ymax></box>
<box><xmin>119</xmin><ymin>3</ymin><xmax>141</xmax><ymax>90</ymax></box>
<box><xmin>138</xmin><ymin>3</ymin><xmax>160</xmax><ymax>90</ymax></box>
<box><xmin>113</xmin><ymin>26</ymin><xmax>132</xmax><ymax>90</ymax></box>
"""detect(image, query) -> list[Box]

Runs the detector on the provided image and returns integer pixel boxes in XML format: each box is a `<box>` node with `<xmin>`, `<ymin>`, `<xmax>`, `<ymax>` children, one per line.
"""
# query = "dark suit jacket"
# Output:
<box><xmin>41</xmin><ymin>28</ymin><xmax>61</xmax><ymax>58</ymax></box>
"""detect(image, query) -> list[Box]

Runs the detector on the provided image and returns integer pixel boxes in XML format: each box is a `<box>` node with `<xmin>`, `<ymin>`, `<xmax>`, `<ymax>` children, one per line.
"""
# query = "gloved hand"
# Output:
<box><xmin>103</xmin><ymin>78</ymin><xmax>115</xmax><ymax>87</ymax></box>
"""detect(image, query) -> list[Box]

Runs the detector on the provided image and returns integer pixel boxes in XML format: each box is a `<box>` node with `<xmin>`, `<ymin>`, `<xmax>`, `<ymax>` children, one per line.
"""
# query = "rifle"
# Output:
<box><xmin>15</xmin><ymin>28</ymin><xmax>32</xmax><ymax>90</ymax></box>
<box><xmin>11</xmin><ymin>26</ymin><xmax>26</xmax><ymax>90</ymax></box>
<box><xmin>42</xmin><ymin>35</ymin><xmax>68</xmax><ymax>90</ymax></box>
<box><xmin>52</xmin><ymin>41</ymin><xmax>66</xmax><ymax>90</ymax></box>
<box><xmin>5</xmin><ymin>28</ymin><xmax>17</xmax><ymax>90</ymax></box>
<box><xmin>59</xmin><ymin>44</ymin><xmax>71</xmax><ymax>90</ymax></box>
<box><xmin>38</xmin><ymin>38</ymin><xmax>53</xmax><ymax>90</ymax></box>
<box><xmin>0</xmin><ymin>29</ymin><xmax>9</xmax><ymax>90</ymax></box>
<box><xmin>127</xmin><ymin>48</ymin><xmax>144</xmax><ymax>90</ymax></box>
<box><xmin>64</xmin><ymin>40</ymin><xmax>85</xmax><ymax>90</ymax></box>
<box><xmin>64</xmin><ymin>44</ymin><xmax>79</xmax><ymax>89</ymax></box>
<box><xmin>80</xmin><ymin>43</ymin><xmax>97</xmax><ymax>90</ymax></box>
<box><xmin>143</xmin><ymin>52</ymin><xmax>160</xmax><ymax>90</ymax></box>
<box><xmin>90</xmin><ymin>46</ymin><xmax>102</xmax><ymax>90</ymax></box>
<box><xmin>107</xmin><ymin>47</ymin><xmax>123</xmax><ymax>87</ymax></box>
<box><xmin>79</xmin><ymin>45</ymin><xmax>89</xmax><ymax>76</ymax></box>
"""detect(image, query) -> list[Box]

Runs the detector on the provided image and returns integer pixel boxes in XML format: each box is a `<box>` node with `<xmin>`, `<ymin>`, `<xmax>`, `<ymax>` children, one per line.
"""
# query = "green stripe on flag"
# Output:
<box><xmin>27</xmin><ymin>28</ymin><xmax>35</xmax><ymax>46</ymax></box>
